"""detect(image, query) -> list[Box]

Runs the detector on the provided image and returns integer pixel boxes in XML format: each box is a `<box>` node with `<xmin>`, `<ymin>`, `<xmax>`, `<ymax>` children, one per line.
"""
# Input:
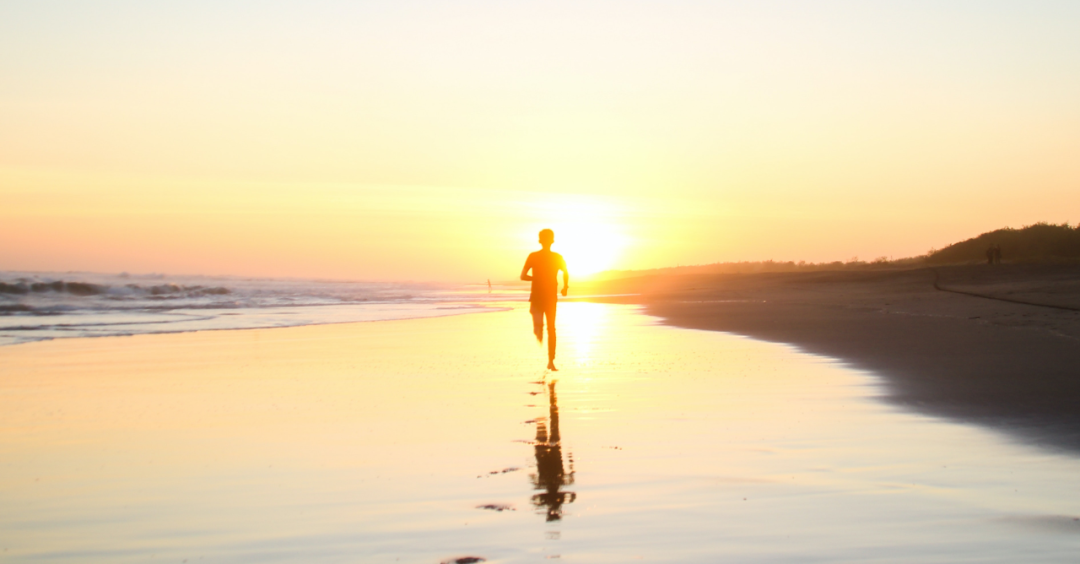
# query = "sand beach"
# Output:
<box><xmin>4</xmin><ymin>300</ymin><xmax>1080</xmax><ymax>562</ymax></box>
<box><xmin>584</xmin><ymin>264</ymin><xmax>1080</xmax><ymax>453</ymax></box>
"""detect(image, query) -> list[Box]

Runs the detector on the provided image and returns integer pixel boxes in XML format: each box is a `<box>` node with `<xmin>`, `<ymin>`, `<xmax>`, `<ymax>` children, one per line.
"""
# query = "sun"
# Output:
<box><xmin>520</xmin><ymin>193</ymin><xmax>632</xmax><ymax>278</ymax></box>
<box><xmin>546</xmin><ymin>222</ymin><xmax>627</xmax><ymax>277</ymax></box>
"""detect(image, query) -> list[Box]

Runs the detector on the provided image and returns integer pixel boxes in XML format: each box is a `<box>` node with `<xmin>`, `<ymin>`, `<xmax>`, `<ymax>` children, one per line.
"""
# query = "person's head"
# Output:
<box><xmin>538</xmin><ymin>229</ymin><xmax>555</xmax><ymax>248</ymax></box>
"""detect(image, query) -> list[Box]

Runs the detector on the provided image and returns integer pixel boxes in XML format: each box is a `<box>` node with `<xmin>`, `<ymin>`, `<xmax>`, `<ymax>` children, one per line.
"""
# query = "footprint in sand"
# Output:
<box><xmin>476</xmin><ymin>503</ymin><xmax>515</xmax><ymax>512</ymax></box>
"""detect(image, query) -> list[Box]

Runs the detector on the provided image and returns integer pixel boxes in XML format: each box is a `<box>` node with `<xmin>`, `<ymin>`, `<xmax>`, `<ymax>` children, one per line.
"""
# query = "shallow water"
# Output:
<box><xmin>1</xmin><ymin>303</ymin><xmax>1079</xmax><ymax>562</ymax></box>
<box><xmin>0</xmin><ymin>270</ymin><xmax>521</xmax><ymax>346</ymax></box>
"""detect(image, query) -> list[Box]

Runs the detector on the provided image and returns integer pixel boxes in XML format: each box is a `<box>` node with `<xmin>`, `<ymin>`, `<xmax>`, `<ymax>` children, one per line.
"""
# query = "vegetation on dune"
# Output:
<box><xmin>926</xmin><ymin>222</ymin><xmax>1080</xmax><ymax>264</ymax></box>
<box><xmin>590</xmin><ymin>256</ymin><xmax>924</xmax><ymax>280</ymax></box>
<box><xmin>589</xmin><ymin>222</ymin><xmax>1080</xmax><ymax>280</ymax></box>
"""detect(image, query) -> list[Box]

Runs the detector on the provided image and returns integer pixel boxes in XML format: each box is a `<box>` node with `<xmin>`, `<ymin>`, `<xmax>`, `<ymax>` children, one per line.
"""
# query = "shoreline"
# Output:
<box><xmin>0</xmin><ymin>302</ymin><xmax>511</xmax><ymax>348</ymax></box>
<box><xmin>580</xmin><ymin>264</ymin><xmax>1080</xmax><ymax>455</ymax></box>
<box><xmin>9</xmin><ymin>265</ymin><xmax>1080</xmax><ymax>456</ymax></box>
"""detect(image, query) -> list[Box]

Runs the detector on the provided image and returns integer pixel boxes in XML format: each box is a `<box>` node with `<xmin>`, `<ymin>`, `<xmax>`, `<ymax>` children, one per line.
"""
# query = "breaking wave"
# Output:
<box><xmin>0</xmin><ymin>271</ymin><xmax>523</xmax><ymax>347</ymax></box>
<box><xmin>0</xmin><ymin>280</ymin><xmax>231</xmax><ymax>298</ymax></box>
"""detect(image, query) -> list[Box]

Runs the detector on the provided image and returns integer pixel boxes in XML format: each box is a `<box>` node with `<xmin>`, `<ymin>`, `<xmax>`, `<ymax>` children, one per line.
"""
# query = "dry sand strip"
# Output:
<box><xmin>581</xmin><ymin>265</ymin><xmax>1080</xmax><ymax>454</ymax></box>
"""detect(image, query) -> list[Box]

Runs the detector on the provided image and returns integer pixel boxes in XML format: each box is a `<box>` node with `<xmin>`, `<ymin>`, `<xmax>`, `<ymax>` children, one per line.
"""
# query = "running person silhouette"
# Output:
<box><xmin>520</xmin><ymin>229</ymin><xmax>569</xmax><ymax>371</ymax></box>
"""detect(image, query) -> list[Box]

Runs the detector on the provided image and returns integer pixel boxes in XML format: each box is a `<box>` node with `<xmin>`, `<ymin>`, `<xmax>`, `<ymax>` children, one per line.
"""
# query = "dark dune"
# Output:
<box><xmin>580</xmin><ymin>264</ymin><xmax>1080</xmax><ymax>454</ymax></box>
<box><xmin>927</xmin><ymin>222</ymin><xmax>1080</xmax><ymax>264</ymax></box>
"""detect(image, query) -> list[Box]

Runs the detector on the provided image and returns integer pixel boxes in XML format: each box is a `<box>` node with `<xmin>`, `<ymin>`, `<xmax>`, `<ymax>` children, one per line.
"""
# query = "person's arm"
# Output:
<box><xmin>520</xmin><ymin>255</ymin><xmax>533</xmax><ymax>281</ymax></box>
<box><xmin>561</xmin><ymin>260</ymin><xmax>569</xmax><ymax>297</ymax></box>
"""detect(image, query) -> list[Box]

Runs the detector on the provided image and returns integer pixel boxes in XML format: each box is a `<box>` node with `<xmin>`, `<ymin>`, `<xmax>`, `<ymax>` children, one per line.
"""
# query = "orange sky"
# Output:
<box><xmin>3</xmin><ymin>2</ymin><xmax>1079</xmax><ymax>282</ymax></box>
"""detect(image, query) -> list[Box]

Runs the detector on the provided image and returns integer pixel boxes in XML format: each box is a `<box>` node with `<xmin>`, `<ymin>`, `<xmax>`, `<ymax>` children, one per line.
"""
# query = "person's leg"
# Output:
<box><xmin>546</xmin><ymin>302</ymin><xmax>557</xmax><ymax>369</ymax></box>
<box><xmin>531</xmin><ymin>302</ymin><xmax>544</xmax><ymax>342</ymax></box>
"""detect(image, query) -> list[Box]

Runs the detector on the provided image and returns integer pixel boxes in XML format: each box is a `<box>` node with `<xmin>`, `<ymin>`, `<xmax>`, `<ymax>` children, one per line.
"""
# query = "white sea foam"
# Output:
<box><xmin>0</xmin><ymin>271</ymin><xmax>523</xmax><ymax>346</ymax></box>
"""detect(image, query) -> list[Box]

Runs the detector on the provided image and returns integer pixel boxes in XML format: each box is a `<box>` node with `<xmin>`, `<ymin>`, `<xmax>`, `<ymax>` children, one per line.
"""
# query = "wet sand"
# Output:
<box><xmin>4</xmin><ymin>302</ymin><xmax>1080</xmax><ymax>561</ymax></box>
<box><xmin>583</xmin><ymin>264</ymin><xmax>1080</xmax><ymax>453</ymax></box>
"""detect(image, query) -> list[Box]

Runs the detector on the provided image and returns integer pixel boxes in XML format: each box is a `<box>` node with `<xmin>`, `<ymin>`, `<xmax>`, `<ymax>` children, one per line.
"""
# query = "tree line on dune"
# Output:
<box><xmin>925</xmin><ymin>222</ymin><xmax>1080</xmax><ymax>265</ymax></box>
<box><xmin>591</xmin><ymin>223</ymin><xmax>1080</xmax><ymax>280</ymax></box>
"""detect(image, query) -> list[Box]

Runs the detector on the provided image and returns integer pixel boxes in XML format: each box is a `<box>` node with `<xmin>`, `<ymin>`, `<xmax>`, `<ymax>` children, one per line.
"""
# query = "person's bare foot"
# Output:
<box><xmin>547</xmin><ymin>361</ymin><xmax>558</xmax><ymax>371</ymax></box>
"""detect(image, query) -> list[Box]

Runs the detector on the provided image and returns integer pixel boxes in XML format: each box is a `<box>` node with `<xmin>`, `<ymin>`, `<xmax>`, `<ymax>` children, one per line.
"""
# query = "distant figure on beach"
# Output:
<box><xmin>993</xmin><ymin>244</ymin><xmax>1002</xmax><ymax>264</ymax></box>
<box><xmin>487</xmin><ymin>279</ymin><xmax>492</xmax><ymax>294</ymax></box>
<box><xmin>986</xmin><ymin>245</ymin><xmax>995</xmax><ymax>265</ymax></box>
<box><xmin>520</xmin><ymin>229</ymin><xmax>569</xmax><ymax>371</ymax></box>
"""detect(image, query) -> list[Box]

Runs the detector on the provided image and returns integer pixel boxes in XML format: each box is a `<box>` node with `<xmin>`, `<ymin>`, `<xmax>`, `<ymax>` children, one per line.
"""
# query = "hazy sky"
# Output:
<box><xmin>3</xmin><ymin>1</ymin><xmax>1079</xmax><ymax>281</ymax></box>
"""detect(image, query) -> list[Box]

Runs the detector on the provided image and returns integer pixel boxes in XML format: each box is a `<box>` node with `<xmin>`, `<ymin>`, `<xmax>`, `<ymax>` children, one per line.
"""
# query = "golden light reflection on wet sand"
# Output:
<box><xmin>2</xmin><ymin>303</ymin><xmax>1080</xmax><ymax>562</ymax></box>
<box><xmin>555</xmin><ymin>301</ymin><xmax>606</xmax><ymax>367</ymax></box>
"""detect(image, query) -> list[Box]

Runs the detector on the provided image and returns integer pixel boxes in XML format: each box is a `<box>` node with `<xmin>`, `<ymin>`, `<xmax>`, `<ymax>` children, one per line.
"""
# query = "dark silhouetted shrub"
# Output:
<box><xmin>926</xmin><ymin>223</ymin><xmax>1080</xmax><ymax>264</ymax></box>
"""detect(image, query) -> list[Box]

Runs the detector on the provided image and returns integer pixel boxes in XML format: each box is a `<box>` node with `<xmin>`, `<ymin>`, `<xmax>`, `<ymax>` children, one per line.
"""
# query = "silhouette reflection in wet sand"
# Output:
<box><xmin>530</xmin><ymin>378</ymin><xmax>575</xmax><ymax>521</ymax></box>
<box><xmin>520</xmin><ymin>229</ymin><xmax>569</xmax><ymax>371</ymax></box>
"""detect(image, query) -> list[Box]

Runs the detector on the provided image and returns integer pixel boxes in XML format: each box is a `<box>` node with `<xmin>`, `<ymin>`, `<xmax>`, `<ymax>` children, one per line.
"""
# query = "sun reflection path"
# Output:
<box><xmin>556</xmin><ymin>302</ymin><xmax>608</xmax><ymax>368</ymax></box>
<box><xmin>523</xmin><ymin>303</ymin><xmax>614</xmax><ymax>523</ymax></box>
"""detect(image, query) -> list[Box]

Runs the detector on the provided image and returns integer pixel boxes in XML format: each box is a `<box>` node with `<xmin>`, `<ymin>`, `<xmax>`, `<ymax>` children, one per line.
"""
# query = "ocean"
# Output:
<box><xmin>0</xmin><ymin>271</ymin><xmax>516</xmax><ymax>347</ymax></box>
